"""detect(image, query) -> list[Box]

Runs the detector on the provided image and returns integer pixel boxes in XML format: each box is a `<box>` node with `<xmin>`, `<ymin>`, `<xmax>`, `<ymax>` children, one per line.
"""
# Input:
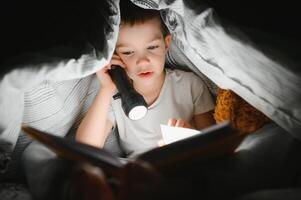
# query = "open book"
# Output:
<box><xmin>160</xmin><ymin>124</ymin><xmax>203</xmax><ymax>145</ymax></box>
<box><xmin>22</xmin><ymin>121</ymin><xmax>244</xmax><ymax>178</ymax></box>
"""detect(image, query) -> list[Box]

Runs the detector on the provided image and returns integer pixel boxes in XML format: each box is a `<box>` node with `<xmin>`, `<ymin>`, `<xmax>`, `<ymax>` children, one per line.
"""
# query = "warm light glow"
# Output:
<box><xmin>129</xmin><ymin>105</ymin><xmax>147</xmax><ymax>120</ymax></box>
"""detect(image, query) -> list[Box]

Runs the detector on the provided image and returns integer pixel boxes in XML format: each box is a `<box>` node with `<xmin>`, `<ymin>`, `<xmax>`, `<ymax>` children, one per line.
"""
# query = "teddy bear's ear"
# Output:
<box><xmin>214</xmin><ymin>88</ymin><xmax>271</xmax><ymax>135</ymax></box>
<box><xmin>213</xmin><ymin>88</ymin><xmax>236</xmax><ymax>124</ymax></box>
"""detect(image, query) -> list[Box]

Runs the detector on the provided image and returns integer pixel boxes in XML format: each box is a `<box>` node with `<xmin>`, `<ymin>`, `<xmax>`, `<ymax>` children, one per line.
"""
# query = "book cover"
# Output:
<box><xmin>22</xmin><ymin>121</ymin><xmax>244</xmax><ymax>177</ymax></box>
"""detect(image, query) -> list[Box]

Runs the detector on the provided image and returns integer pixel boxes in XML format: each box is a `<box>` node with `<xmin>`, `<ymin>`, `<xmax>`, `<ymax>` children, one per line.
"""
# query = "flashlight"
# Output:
<box><xmin>108</xmin><ymin>65</ymin><xmax>148</xmax><ymax>120</ymax></box>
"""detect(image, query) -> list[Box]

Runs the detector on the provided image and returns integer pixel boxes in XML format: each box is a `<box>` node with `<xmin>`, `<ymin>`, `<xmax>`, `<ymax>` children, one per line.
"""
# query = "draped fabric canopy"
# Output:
<box><xmin>0</xmin><ymin>0</ymin><xmax>300</xmax><ymax>163</ymax></box>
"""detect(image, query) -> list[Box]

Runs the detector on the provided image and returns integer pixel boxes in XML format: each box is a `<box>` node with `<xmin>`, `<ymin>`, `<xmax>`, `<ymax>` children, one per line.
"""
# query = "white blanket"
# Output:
<box><xmin>0</xmin><ymin>0</ymin><xmax>300</xmax><ymax>169</ymax></box>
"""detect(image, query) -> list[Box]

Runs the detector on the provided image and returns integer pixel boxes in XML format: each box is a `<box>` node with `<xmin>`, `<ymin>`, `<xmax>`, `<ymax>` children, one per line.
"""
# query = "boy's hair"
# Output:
<box><xmin>120</xmin><ymin>1</ymin><xmax>169</xmax><ymax>36</ymax></box>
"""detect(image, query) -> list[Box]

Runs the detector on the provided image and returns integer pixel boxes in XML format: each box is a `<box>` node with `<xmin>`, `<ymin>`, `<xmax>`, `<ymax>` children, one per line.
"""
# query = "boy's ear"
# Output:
<box><xmin>164</xmin><ymin>35</ymin><xmax>172</xmax><ymax>50</ymax></box>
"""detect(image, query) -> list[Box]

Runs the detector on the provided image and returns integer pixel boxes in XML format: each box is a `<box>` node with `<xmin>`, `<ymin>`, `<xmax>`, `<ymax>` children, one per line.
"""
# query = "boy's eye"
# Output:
<box><xmin>122</xmin><ymin>51</ymin><xmax>134</xmax><ymax>55</ymax></box>
<box><xmin>148</xmin><ymin>45</ymin><xmax>159</xmax><ymax>50</ymax></box>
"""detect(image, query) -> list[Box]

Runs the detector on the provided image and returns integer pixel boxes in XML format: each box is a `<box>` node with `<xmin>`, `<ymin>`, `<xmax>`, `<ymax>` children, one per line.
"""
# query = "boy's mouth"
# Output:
<box><xmin>138</xmin><ymin>71</ymin><xmax>153</xmax><ymax>78</ymax></box>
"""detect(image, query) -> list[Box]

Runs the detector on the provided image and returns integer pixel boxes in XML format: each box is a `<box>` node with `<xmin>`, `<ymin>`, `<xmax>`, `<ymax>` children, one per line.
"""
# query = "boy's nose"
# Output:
<box><xmin>136</xmin><ymin>56</ymin><xmax>150</xmax><ymax>67</ymax></box>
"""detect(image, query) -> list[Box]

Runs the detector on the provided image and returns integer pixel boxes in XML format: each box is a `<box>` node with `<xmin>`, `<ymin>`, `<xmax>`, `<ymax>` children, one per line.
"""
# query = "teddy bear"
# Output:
<box><xmin>214</xmin><ymin>88</ymin><xmax>271</xmax><ymax>134</ymax></box>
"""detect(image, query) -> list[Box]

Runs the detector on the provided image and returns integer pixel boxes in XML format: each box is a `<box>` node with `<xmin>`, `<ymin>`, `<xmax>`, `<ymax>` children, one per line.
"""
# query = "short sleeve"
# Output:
<box><xmin>190</xmin><ymin>73</ymin><xmax>215</xmax><ymax>115</ymax></box>
<box><xmin>107</xmin><ymin>101</ymin><xmax>116</xmax><ymax>128</ymax></box>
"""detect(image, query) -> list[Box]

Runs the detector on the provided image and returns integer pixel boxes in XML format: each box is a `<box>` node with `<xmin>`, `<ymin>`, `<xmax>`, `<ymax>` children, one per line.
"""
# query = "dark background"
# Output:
<box><xmin>1</xmin><ymin>0</ymin><xmax>300</xmax><ymax>66</ymax></box>
<box><xmin>206</xmin><ymin>1</ymin><xmax>300</xmax><ymax>39</ymax></box>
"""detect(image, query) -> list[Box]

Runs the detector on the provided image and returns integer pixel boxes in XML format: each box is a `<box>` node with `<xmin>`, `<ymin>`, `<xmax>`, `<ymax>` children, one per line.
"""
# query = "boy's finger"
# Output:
<box><xmin>111</xmin><ymin>55</ymin><xmax>122</xmax><ymax>62</ymax></box>
<box><xmin>167</xmin><ymin>118</ymin><xmax>176</xmax><ymax>126</ymax></box>
<box><xmin>111</xmin><ymin>54</ymin><xmax>122</xmax><ymax>60</ymax></box>
<box><xmin>110</xmin><ymin>60</ymin><xmax>126</xmax><ymax>69</ymax></box>
<box><xmin>157</xmin><ymin>139</ymin><xmax>165</xmax><ymax>147</ymax></box>
<box><xmin>175</xmin><ymin>119</ymin><xmax>185</xmax><ymax>127</ymax></box>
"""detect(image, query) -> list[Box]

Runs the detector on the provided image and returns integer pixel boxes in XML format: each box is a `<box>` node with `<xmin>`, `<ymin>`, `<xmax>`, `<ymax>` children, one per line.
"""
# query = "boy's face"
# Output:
<box><xmin>115</xmin><ymin>17</ymin><xmax>171</xmax><ymax>86</ymax></box>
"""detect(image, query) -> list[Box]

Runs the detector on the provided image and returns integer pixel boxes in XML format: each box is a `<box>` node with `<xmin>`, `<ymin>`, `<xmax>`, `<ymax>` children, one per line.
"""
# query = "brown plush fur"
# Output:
<box><xmin>214</xmin><ymin>88</ymin><xmax>271</xmax><ymax>134</ymax></box>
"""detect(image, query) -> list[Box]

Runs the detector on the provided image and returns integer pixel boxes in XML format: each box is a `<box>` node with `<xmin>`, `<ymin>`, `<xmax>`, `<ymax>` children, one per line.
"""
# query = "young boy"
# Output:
<box><xmin>76</xmin><ymin>1</ymin><xmax>215</xmax><ymax>156</ymax></box>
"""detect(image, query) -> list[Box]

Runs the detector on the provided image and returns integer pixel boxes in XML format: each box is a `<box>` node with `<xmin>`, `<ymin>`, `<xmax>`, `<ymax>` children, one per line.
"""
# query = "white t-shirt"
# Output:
<box><xmin>108</xmin><ymin>69</ymin><xmax>214</xmax><ymax>156</ymax></box>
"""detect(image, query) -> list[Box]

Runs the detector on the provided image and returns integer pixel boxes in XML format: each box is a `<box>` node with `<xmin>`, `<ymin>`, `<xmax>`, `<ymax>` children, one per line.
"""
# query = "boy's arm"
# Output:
<box><xmin>76</xmin><ymin>54</ymin><xmax>126</xmax><ymax>147</ymax></box>
<box><xmin>168</xmin><ymin>110</ymin><xmax>215</xmax><ymax>130</ymax></box>
<box><xmin>76</xmin><ymin>88</ymin><xmax>114</xmax><ymax>148</ymax></box>
<box><xmin>193</xmin><ymin>110</ymin><xmax>216</xmax><ymax>130</ymax></box>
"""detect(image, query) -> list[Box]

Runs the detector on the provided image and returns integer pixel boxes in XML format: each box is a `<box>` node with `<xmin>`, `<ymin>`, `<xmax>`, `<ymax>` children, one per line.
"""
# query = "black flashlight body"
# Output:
<box><xmin>108</xmin><ymin>65</ymin><xmax>148</xmax><ymax>120</ymax></box>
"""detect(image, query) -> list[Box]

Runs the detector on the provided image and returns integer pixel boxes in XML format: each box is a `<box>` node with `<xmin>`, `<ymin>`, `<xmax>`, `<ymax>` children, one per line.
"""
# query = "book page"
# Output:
<box><xmin>160</xmin><ymin>124</ymin><xmax>202</xmax><ymax>145</ymax></box>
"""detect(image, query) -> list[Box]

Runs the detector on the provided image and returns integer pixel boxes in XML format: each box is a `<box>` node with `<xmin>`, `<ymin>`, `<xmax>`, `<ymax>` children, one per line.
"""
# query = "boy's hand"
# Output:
<box><xmin>158</xmin><ymin>119</ymin><xmax>194</xmax><ymax>147</ymax></box>
<box><xmin>157</xmin><ymin>139</ymin><xmax>165</xmax><ymax>147</ymax></box>
<box><xmin>96</xmin><ymin>54</ymin><xmax>126</xmax><ymax>92</ymax></box>
<box><xmin>167</xmin><ymin>118</ymin><xmax>193</xmax><ymax>129</ymax></box>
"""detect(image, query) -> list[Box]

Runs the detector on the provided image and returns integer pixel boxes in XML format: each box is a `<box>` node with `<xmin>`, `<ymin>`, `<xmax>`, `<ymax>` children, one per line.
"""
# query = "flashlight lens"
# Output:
<box><xmin>129</xmin><ymin>106</ymin><xmax>148</xmax><ymax>120</ymax></box>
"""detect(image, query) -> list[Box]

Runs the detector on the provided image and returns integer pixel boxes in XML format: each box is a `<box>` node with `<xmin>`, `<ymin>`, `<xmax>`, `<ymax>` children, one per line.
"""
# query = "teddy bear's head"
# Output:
<box><xmin>214</xmin><ymin>88</ymin><xmax>271</xmax><ymax>134</ymax></box>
